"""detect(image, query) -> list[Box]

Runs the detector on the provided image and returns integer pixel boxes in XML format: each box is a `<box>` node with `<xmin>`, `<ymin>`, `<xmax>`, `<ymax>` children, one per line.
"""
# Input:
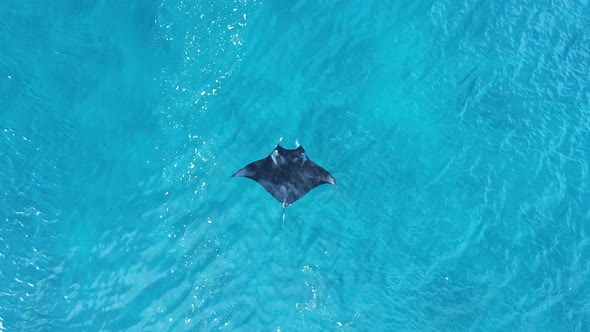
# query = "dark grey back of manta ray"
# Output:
<box><xmin>232</xmin><ymin>145</ymin><xmax>336</xmax><ymax>206</ymax></box>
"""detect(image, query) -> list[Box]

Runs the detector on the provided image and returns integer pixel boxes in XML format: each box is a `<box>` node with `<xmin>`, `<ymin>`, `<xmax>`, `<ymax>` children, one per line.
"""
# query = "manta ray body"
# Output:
<box><xmin>232</xmin><ymin>144</ymin><xmax>336</xmax><ymax>207</ymax></box>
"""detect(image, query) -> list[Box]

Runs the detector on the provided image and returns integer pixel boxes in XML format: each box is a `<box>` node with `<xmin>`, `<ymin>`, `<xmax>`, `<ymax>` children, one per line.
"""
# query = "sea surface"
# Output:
<box><xmin>1</xmin><ymin>0</ymin><xmax>590</xmax><ymax>331</ymax></box>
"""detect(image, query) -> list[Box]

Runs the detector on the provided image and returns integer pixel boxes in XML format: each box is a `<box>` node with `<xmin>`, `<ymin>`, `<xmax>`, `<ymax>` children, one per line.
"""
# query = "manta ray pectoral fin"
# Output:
<box><xmin>325</xmin><ymin>174</ymin><xmax>337</xmax><ymax>185</ymax></box>
<box><xmin>232</xmin><ymin>167</ymin><xmax>249</xmax><ymax>177</ymax></box>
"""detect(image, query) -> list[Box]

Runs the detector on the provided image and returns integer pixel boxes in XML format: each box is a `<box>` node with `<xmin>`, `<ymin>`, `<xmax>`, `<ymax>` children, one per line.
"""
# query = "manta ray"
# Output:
<box><xmin>232</xmin><ymin>144</ymin><xmax>336</xmax><ymax>207</ymax></box>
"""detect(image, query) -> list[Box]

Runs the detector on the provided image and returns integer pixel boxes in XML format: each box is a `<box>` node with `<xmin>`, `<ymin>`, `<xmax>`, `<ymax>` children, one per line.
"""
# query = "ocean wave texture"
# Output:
<box><xmin>1</xmin><ymin>0</ymin><xmax>589</xmax><ymax>331</ymax></box>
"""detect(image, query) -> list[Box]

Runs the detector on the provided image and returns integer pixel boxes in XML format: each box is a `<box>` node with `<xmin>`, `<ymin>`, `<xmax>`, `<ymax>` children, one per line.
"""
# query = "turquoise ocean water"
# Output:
<box><xmin>2</xmin><ymin>0</ymin><xmax>590</xmax><ymax>330</ymax></box>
